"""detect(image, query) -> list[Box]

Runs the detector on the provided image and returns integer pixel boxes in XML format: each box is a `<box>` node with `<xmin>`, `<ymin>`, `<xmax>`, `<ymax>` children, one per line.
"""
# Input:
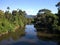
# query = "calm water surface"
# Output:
<box><xmin>0</xmin><ymin>25</ymin><xmax>58</xmax><ymax>45</ymax></box>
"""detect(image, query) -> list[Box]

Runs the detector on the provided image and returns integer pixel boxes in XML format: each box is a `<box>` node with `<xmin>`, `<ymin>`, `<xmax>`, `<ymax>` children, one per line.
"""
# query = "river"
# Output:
<box><xmin>0</xmin><ymin>24</ymin><xmax>58</xmax><ymax>45</ymax></box>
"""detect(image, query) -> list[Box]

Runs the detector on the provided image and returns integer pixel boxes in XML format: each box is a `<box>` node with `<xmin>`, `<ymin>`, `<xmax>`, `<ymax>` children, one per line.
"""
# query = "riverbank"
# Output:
<box><xmin>37</xmin><ymin>32</ymin><xmax>59</xmax><ymax>37</ymax></box>
<box><xmin>0</xmin><ymin>25</ymin><xmax>24</xmax><ymax>37</ymax></box>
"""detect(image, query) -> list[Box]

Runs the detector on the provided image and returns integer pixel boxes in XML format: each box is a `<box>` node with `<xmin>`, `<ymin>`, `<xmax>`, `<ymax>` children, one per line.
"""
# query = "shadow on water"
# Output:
<box><xmin>0</xmin><ymin>24</ymin><xmax>59</xmax><ymax>45</ymax></box>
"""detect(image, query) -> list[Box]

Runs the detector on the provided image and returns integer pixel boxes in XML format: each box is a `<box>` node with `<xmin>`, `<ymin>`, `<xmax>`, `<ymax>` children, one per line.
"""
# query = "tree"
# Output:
<box><xmin>0</xmin><ymin>10</ymin><xmax>4</xmax><ymax>20</ymax></box>
<box><xmin>34</xmin><ymin>9</ymin><xmax>59</xmax><ymax>33</ymax></box>
<box><xmin>56</xmin><ymin>2</ymin><xmax>60</xmax><ymax>25</ymax></box>
<box><xmin>22</xmin><ymin>11</ymin><xmax>27</xmax><ymax>15</ymax></box>
<box><xmin>37</xmin><ymin>9</ymin><xmax>51</xmax><ymax>15</ymax></box>
<box><xmin>56</xmin><ymin>2</ymin><xmax>60</xmax><ymax>15</ymax></box>
<box><xmin>5</xmin><ymin>11</ymin><xmax>12</xmax><ymax>20</ymax></box>
<box><xmin>0</xmin><ymin>10</ymin><xmax>4</xmax><ymax>15</ymax></box>
<box><xmin>56</xmin><ymin>2</ymin><xmax>60</xmax><ymax>8</ymax></box>
<box><xmin>12</xmin><ymin>10</ymin><xmax>18</xmax><ymax>16</ymax></box>
<box><xmin>18</xmin><ymin>10</ymin><xmax>23</xmax><ymax>15</ymax></box>
<box><xmin>7</xmin><ymin>7</ymin><xmax>10</xmax><ymax>12</ymax></box>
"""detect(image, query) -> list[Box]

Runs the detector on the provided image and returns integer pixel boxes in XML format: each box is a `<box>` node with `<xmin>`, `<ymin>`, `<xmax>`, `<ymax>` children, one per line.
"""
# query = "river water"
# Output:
<box><xmin>0</xmin><ymin>25</ymin><xmax>58</xmax><ymax>45</ymax></box>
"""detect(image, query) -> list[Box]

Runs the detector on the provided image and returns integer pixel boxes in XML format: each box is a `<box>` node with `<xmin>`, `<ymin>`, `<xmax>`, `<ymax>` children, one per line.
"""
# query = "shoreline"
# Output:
<box><xmin>37</xmin><ymin>32</ymin><xmax>59</xmax><ymax>37</ymax></box>
<box><xmin>0</xmin><ymin>25</ymin><xmax>20</xmax><ymax>37</ymax></box>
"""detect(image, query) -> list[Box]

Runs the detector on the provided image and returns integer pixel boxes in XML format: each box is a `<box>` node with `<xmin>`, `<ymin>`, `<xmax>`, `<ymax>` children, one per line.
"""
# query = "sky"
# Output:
<box><xmin>0</xmin><ymin>0</ymin><xmax>60</xmax><ymax>15</ymax></box>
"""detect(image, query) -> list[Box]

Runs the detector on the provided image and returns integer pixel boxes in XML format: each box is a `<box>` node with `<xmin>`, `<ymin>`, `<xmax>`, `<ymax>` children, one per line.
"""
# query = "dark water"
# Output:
<box><xmin>0</xmin><ymin>25</ymin><xmax>58</xmax><ymax>45</ymax></box>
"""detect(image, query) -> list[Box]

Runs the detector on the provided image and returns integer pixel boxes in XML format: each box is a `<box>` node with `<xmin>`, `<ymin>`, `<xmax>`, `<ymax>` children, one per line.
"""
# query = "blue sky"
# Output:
<box><xmin>0</xmin><ymin>0</ymin><xmax>60</xmax><ymax>15</ymax></box>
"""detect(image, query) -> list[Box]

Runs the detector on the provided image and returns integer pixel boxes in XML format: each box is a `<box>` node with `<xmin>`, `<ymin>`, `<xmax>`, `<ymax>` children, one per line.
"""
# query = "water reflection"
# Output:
<box><xmin>25</xmin><ymin>25</ymin><xmax>37</xmax><ymax>39</ymax></box>
<box><xmin>0</xmin><ymin>28</ymin><xmax>25</xmax><ymax>45</ymax></box>
<box><xmin>37</xmin><ymin>32</ymin><xmax>58</xmax><ymax>45</ymax></box>
<box><xmin>0</xmin><ymin>25</ymin><xmax>58</xmax><ymax>45</ymax></box>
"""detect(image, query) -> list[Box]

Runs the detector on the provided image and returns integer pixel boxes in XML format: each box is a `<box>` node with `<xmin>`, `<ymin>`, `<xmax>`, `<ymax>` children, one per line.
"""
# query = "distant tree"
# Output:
<box><xmin>5</xmin><ymin>11</ymin><xmax>12</xmax><ymax>20</ymax></box>
<box><xmin>37</xmin><ymin>9</ymin><xmax>51</xmax><ymax>15</ymax></box>
<box><xmin>18</xmin><ymin>10</ymin><xmax>27</xmax><ymax>16</ymax></box>
<box><xmin>18</xmin><ymin>10</ymin><xmax>23</xmax><ymax>15</ymax></box>
<box><xmin>23</xmin><ymin>11</ymin><xmax>27</xmax><ymax>15</ymax></box>
<box><xmin>12</xmin><ymin>10</ymin><xmax>18</xmax><ymax>16</ymax></box>
<box><xmin>7</xmin><ymin>7</ymin><xmax>10</xmax><ymax>12</ymax></box>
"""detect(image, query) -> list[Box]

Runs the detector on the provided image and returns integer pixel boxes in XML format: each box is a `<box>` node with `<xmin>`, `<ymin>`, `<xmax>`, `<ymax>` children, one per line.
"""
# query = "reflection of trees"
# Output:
<box><xmin>58</xmin><ymin>42</ymin><xmax>60</xmax><ymax>45</ymax></box>
<box><xmin>11</xmin><ymin>28</ymin><xmax>25</xmax><ymax>41</ymax></box>
<box><xmin>0</xmin><ymin>28</ymin><xmax>25</xmax><ymax>41</ymax></box>
<box><xmin>37</xmin><ymin>31</ymin><xmax>60</xmax><ymax>42</ymax></box>
<box><xmin>37</xmin><ymin>32</ymin><xmax>60</xmax><ymax>45</ymax></box>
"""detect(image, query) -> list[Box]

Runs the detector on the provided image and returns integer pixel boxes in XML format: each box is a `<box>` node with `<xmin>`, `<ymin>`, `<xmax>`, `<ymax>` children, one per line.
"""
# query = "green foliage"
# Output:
<box><xmin>56</xmin><ymin>2</ymin><xmax>60</xmax><ymax>26</ymax></box>
<box><xmin>0</xmin><ymin>10</ymin><xmax>4</xmax><ymax>15</ymax></box>
<box><xmin>34</xmin><ymin>9</ymin><xmax>60</xmax><ymax>33</ymax></box>
<box><xmin>0</xmin><ymin>9</ymin><xmax>28</xmax><ymax>34</ymax></box>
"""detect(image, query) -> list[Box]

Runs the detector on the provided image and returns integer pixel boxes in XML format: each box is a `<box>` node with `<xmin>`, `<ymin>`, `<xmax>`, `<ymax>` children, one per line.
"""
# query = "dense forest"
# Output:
<box><xmin>33</xmin><ymin>2</ymin><xmax>60</xmax><ymax>34</ymax></box>
<box><xmin>0</xmin><ymin>7</ymin><xmax>30</xmax><ymax>35</ymax></box>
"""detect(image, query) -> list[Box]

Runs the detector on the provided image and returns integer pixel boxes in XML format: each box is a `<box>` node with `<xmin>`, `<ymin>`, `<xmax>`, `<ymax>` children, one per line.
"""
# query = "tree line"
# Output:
<box><xmin>0</xmin><ymin>7</ymin><xmax>28</xmax><ymax>34</ymax></box>
<box><xmin>33</xmin><ymin>2</ymin><xmax>60</xmax><ymax>34</ymax></box>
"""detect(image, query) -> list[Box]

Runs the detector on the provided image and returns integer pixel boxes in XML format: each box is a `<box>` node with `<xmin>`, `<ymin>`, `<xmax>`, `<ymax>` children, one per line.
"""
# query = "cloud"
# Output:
<box><xmin>26</xmin><ymin>9</ymin><xmax>34</xmax><ymax>15</ymax></box>
<box><xmin>25</xmin><ymin>9</ymin><xmax>37</xmax><ymax>15</ymax></box>
<box><xmin>19</xmin><ymin>8</ymin><xmax>38</xmax><ymax>15</ymax></box>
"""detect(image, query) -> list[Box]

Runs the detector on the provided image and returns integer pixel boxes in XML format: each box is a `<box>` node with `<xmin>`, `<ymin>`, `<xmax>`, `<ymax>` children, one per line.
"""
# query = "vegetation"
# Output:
<box><xmin>0</xmin><ymin>28</ymin><xmax>25</xmax><ymax>41</ymax></box>
<box><xmin>33</xmin><ymin>2</ymin><xmax>60</xmax><ymax>34</ymax></box>
<box><xmin>0</xmin><ymin>7</ymin><xmax>28</xmax><ymax>35</ymax></box>
<box><xmin>0</xmin><ymin>2</ymin><xmax>60</xmax><ymax>38</ymax></box>
<box><xmin>56</xmin><ymin>2</ymin><xmax>60</xmax><ymax>25</ymax></box>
